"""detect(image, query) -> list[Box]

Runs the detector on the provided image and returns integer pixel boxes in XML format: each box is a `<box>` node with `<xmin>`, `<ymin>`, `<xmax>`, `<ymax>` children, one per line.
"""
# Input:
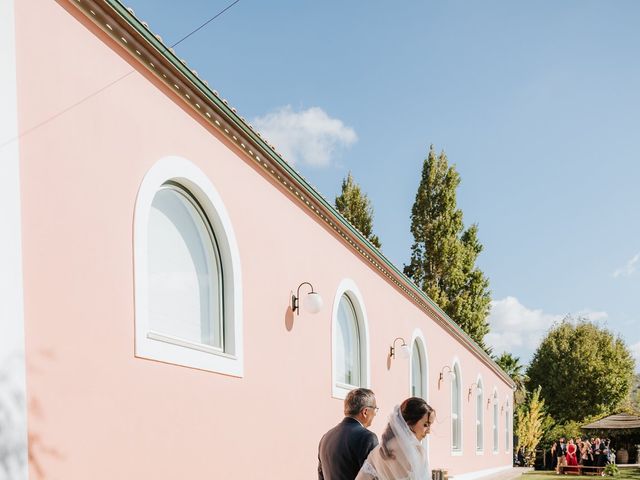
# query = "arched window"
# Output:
<box><xmin>135</xmin><ymin>157</ymin><xmax>243</xmax><ymax>376</ymax></box>
<box><xmin>411</xmin><ymin>339</ymin><xmax>426</xmax><ymax>398</ymax></box>
<box><xmin>332</xmin><ymin>280</ymin><xmax>369</xmax><ymax>398</ymax></box>
<box><xmin>148</xmin><ymin>183</ymin><xmax>223</xmax><ymax>349</ymax></box>
<box><xmin>451</xmin><ymin>363</ymin><xmax>462</xmax><ymax>452</ymax></box>
<box><xmin>476</xmin><ymin>378</ymin><xmax>484</xmax><ymax>452</ymax></box>
<box><xmin>493</xmin><ymin>390</ymin><xmax>499</xmax><ymax>452</ymax></box>
<box><xmin>336</xmin><ymin>295</ymin><xmax>361</xmax><ymax>387</ymax></box>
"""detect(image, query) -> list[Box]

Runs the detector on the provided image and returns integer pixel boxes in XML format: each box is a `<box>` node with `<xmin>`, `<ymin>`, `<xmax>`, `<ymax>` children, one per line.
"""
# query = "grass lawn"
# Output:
<box><xmin>523</xmin><ymin>469</ymin><xmax>640</xmax><ymax>479</ymax></box>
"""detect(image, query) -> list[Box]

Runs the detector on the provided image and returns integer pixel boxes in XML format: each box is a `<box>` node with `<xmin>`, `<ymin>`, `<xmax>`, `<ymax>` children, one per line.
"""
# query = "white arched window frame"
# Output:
<box><xmin>451</xmin><ymin>361</ymin><xmax>463</xmax><ymax>454</ymax></box>
<box><xmin>410</xmin><ymin>333</ymin><xmax>428</xmax><ymax>400</ymax></box>
<box><xmin>134</xmin><ymin>156</ymin><xmax>243</xmax><ymax>376</ymax></box>
<box><xmin>476</xmin><ymin>376</ymin><xmax>484</xmax><ymax>454</ymax></box>
<box><xmin>492</xmin><ymin>389</ymin><xmax>499</xmax><ymax>453</ymax></box>
<box><xmin>504</xmin><ymin>397</ymin><xmax>511</xmax><ymax>453</ymax></box>
<box><xmin>332</xmin><ymin>279</ymin><xmax>370</xmax><ymax>399</ymax></box>
<box><xmin>409</xmin><ymin>330</ymin><xmax>430</xmax><ymax>464</ymax></box>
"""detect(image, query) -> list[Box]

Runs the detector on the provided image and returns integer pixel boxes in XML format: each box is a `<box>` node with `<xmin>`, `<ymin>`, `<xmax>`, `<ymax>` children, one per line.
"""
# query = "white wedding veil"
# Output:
<box><xmin>357</xmin><ymin>405</ymin><xmax>430</xmax><ymax>480</ymax></box>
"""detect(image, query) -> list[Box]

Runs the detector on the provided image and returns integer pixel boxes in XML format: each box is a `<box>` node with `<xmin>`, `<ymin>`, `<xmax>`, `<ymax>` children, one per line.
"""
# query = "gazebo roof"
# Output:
<box><xmin>582</xmin><ymin>413</ymin><xmax>640</xmax><ymax>430</ymax></box>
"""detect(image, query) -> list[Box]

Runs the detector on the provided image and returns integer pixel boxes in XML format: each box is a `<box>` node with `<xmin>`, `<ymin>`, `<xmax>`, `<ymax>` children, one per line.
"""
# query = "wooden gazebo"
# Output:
<box><xmin>583</xmin><ymin>413</ymin><xmax>640</xmax><ymax>430</ymax></box>
<box><xmin>582</xmin><ymin>413</ymin><xmax>640</xmax><ymax>464</ymax></box>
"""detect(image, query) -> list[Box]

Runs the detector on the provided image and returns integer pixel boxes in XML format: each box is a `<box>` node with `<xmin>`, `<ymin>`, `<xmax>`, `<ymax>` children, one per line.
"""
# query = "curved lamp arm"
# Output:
<box><xmin>291</xmin><ymin>282</ymin><xmax>322</xmax><ymax>315</ymax></box>
<box><xmin>389</xmin><ymin>337</ymin><xmax>410</xmax><ymax>360</ymax></box>
<box><xmin>438</xmin><ymin>365</ymin><xmax>453</xmax><ymax>390</ymax></box>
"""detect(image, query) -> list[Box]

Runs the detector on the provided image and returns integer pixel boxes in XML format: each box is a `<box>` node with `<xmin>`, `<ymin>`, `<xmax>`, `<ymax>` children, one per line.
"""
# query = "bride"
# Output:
<box><xmin>356</xmin><ymin>397</ymin><xmax>435</xmax><ymax>480</ymax></box>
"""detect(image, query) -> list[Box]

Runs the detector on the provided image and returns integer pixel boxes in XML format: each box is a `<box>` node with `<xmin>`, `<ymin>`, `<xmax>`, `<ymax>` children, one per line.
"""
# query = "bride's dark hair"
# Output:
<box><xmin>380</xmin><ymin>397</ymin><xmax>435</xmax><ymax>460</ymax></box>
<box><xmin>401</xmin><ymin>397</ymin><xmax>434</xmax><ymax>427</ymax></box>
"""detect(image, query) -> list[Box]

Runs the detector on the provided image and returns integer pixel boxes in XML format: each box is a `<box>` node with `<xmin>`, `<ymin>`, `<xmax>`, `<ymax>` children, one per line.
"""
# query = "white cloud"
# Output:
<box><xmin>485</xmin><ymin>297</ymin><xmax>563</xmax><ymax>362</ymax></box>
<box><xmin>252</xmin><ymin>106</ymin><xmax>357</xmax><ymax>167</ymax></box>
<box><xmin>485</xmin><ymin>297</ymin><xmax>610</xmax><ymax>365</ymax></box>
<box><xmin>612</xmin><ymin>253</ymin><xmax>640</xmax><ymax>278</ymax></box>
<box><xmin>574</xmin><ymin>309</ymin><xmax>609</xmax><ymax>322</ymax></box>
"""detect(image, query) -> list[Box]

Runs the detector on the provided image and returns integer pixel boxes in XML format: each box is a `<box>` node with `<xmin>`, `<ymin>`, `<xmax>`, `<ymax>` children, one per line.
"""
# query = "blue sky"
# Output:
<box><xmin>125</xmin><ymin>0</ymin><xmax>640</xmax><ymax>370</ymax></box>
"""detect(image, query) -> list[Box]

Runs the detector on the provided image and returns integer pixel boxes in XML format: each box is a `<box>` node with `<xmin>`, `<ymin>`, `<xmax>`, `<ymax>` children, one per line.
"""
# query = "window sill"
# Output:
<box><xmin>136</xmin><ymin>329</ymin><xmax>243</xmax><ymax>376</ymax></box>
<box><xmin>147</xmin><ymin>331</ymin><xmax>231</xmax><ymax>357</ymax></box>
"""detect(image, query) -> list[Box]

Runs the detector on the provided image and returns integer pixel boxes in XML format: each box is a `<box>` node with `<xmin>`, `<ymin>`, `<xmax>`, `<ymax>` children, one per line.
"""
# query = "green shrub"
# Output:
<box><xmin>604</xmin><ymin>463</ymin><xmax>620</xmax><ymax>477</ymax></box>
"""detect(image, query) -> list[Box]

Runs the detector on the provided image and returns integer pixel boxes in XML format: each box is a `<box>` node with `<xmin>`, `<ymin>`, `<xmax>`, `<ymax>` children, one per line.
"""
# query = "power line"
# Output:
<box><xmin>0</xmin><ymin>71</ymin><xmax>134</xmax><ymax>150</ymax></box>
<box><xmin>170</xmin><ymin>0</ymin><xmax>240</xmax><ymax>48</ymax></box>
<box><xmin>0</xmin><ymin>0</ymin><xmax>241</xmax><ymax>150</ymax></box>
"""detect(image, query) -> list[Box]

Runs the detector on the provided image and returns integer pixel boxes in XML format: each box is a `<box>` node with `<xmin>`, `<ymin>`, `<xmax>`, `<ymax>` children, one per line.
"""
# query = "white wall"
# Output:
<box><xmin>0</xmin><ymin>0</ymin><xmax>29</xmax><ymax>477</ymax></box>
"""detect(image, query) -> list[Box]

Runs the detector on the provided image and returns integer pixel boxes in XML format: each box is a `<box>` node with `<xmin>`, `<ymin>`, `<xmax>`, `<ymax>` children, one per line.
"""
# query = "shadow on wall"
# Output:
<box><xmin>0</xmin><ymin>352</ymin><xmax>27</xmax><ymax>479</ymax></box>
<box><xmin>284</xmin><ymin>292</ymin><xmax>295</xmax><ymax>332</ymax></box>
<box><xmin>1</xmin><ymin>350</ymin><xmax>65</xmax><ymax>480</ymax></box>
<box><xmin>285</xmin><ymin>305</ymin><xmax>295</xmax><ymax>332</ymax></box>
<box><xmin>26</xmin><ymin>349</ymin><xmax>65</xmax><ymax>480</ymax></box>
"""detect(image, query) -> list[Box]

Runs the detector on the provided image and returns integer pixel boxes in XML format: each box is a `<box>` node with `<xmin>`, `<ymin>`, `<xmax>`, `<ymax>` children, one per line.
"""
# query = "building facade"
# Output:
<box><xmin>1</xmin><ymin>1</ymin><xmax>514</xmax><ymax>478</ymax></box>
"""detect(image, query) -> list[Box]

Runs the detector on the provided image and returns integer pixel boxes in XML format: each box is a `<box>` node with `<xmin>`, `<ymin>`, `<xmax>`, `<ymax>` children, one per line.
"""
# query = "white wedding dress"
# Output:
<box><xmin>356</xmin><ymin>406</ymin><xmax>430</xmax><ymax>480</ymax></box>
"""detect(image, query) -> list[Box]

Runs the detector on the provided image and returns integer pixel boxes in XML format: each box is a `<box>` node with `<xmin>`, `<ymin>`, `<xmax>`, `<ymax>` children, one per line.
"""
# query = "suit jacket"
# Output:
<box><xmin>318</xmin><ymin>417</ymin><xmax>379</xmax><ymax>480</ymax></box>
<box><xmin>558</xmin><ymin>442</ymin><xmax>567</xmax><ymax>457</ymax></box>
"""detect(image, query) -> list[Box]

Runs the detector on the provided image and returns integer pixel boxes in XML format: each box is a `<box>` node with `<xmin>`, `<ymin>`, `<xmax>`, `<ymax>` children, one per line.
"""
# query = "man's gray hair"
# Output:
<box><xmin>344</xmin><ymin>388</ymin><xmax>376</xmax><ymax>416</ymax></box>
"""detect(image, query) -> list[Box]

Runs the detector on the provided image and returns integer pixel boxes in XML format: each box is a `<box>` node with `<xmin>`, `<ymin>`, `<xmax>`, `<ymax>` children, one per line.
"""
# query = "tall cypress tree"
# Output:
<box><xmin>404</xmin><ymin>146</ymin><xmax>491</xmax><ymax>349</ymax></box>
<box><xmin>335</xmin><ymin>172</ymin><xmax>381</xmax><ymax>248</ymax></box>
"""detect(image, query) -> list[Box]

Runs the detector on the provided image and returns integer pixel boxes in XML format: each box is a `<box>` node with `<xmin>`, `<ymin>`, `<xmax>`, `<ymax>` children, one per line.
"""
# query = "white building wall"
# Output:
<box><xmin>0</xmin><ymin>0</ymin><xmax>29</xmax><ymax>477</ymax></box>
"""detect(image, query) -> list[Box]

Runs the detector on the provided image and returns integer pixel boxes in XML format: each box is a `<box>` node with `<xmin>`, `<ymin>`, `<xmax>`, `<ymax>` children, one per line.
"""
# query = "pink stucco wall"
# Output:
<box><xmin>15</xmin><ymin>1</ymin><xmax>513</xmax><ymax>478</ymax></box>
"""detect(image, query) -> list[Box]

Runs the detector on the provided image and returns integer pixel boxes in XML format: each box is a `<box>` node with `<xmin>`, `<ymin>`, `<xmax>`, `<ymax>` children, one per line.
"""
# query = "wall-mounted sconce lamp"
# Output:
<box><xmin>467</xmin><ymin>382</ymin><xmax>482</xmax><ymax>401</ymax></box>
<box><xmin>501</xmin><ymin>404</ymin><xmax>505</xmax><ymax>413</ymax></box>
<box><xmin>487</xmin><ymin>397</ymin><xmax>494</xmax><ymax>408</ymax></box>
<box><xmin>291</xmin><ymin>282</ymin><xmax>323</xmax><ymax>316</ymax></box>
<box><xmin>389</xmin><ymin>337</ymin><xmax>410</xmax><ymax>360</ymax></box>
<box><xmin>438</xmin><ymin>365</ymin><xmax>454</xmax><ymax>389</ymax></box>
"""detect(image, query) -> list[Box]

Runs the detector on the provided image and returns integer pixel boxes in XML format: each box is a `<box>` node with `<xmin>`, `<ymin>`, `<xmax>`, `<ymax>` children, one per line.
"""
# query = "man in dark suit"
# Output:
<box><xmin>318</xmin><ymin>388</ymin><xmax>379</xmax><ymax>480</ymax></box>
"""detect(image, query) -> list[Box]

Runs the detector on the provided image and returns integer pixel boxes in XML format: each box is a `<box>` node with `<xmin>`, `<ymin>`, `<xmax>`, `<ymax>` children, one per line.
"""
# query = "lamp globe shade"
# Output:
<box><xmin>398</xmin><ymin>344</ymin><xmax>411</xmax><ymax>359</ymax></box>
<box><xmin>305</xmin><ymin>292</ymin><xmax>323</xmax><ymax>314</ymax></box>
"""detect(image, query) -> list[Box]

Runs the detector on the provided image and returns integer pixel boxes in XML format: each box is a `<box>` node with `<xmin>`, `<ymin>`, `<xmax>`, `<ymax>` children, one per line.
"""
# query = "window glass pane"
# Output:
<box><xmin>505</xmin><ymin>408</ymin><xmax>509</xmax><ymax>449</ymax></box>
<box><xmin>452</xmin><ymin>366</ymin><xmax>461</xmax><ymax>450</ymax></box>
<box><xmin>452</xmin><ymin>413</ymin><xmax>459</xmax><ymax>450</ymax></box>
<box><xmin>148</xmin><ymin>186</ymin><xmax>222</xmax><ymax>348</ymax></box>
<box><xmin>493</xmin><ymin>395</ymin><xmax>499</xmax><ymax>451</ymax></box>
<box><xmin>336</xmin><ymin>295</ymin><xmax>360</xmax><ymax>386</ymax></box>
<box><xmin>476</xmin><ymin>383</ymin><xmax>483</xmax><ymax>450</ymax></box>
<box><xmin>452</xmin><ymin>373</ymin><xmax>459</xmax><ymax>409</ymax></box>
<box><xmin>411</xmin><ymin>342</ymin><xmax>423</xmax><ymax>397</ymax></box>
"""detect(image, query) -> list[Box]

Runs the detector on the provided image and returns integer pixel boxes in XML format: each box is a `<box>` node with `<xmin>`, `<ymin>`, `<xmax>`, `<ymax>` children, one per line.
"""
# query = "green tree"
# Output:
<box><xmin>620</xmin><ymin>373</ymin><xmax>640</xmax><ymax>413</ymax></box>
<box><xmin>335</xmin><ymin>172</ymin><xmax>381</xmax><ymax>248</ymax></box>
<box><xmin>516</xmin><ymin>386</ymin><xmax>549</xmax><ymax>466</ymax></box>
<box><xmin>542</xmin><ymin>418</ymin><xmax>596</xmax><ymax>447</ymax></box>
<box><xmin>496</xmin><ymin>352</ymin><xmax>528</xmax><ymax>405</ymax></box>
<box><xmin>527</xmin><ymin>319</ymin><xmax>635</xmax><ymax>424</ymax></box>
<box><xmin>404</xmin><ymin>146</ymin><xmax>491</xmax><ymax>349</ymax></box>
